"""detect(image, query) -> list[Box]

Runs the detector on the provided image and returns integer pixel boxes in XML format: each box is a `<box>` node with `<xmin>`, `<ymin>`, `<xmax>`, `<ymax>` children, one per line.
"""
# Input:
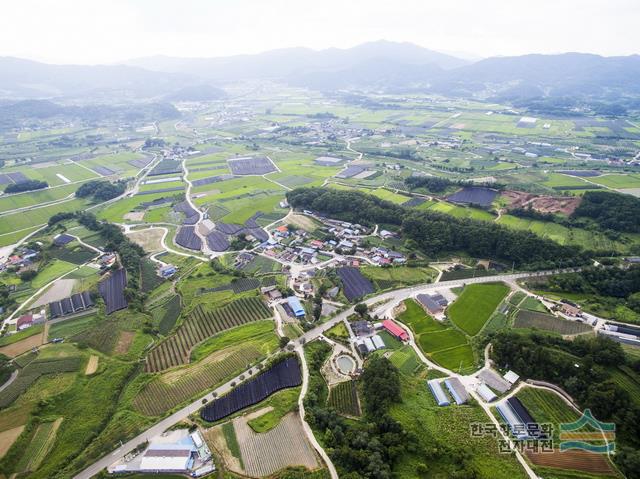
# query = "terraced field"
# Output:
<box><xmin>145</xmin><ymin>297</ymin><xmax>272</xmax><ymax>372</ymax></box>
<box><xmin>396</xmin><ymin>299</ymin><xmax>475</xmax><ymax>373</ymax></box>
<box><xmin>134</xmin><ymin>344</ymin><xmax>263</xmax><ymax>416</ymax></box>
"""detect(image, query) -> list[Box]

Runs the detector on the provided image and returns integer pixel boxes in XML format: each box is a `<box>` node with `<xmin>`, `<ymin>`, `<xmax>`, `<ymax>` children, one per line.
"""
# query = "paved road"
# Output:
<box><xmin>73</xmin><ymin>267</ymin><xmax>575</xmax><ymax>479</ymax></box>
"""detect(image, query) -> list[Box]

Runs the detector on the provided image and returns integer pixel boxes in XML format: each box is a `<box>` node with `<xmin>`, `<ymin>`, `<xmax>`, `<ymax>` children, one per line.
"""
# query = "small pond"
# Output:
<box><xmin>336</xmin><ymin>355</ymin><xmax>356</xmax><ymax>374</ymax></box>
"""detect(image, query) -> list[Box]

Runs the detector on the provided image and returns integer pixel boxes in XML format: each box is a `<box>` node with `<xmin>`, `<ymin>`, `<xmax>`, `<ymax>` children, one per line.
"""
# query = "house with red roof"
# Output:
<box><xmin>382</xmin><ymin>319</ymin><xmax>409</xmax><ymax>341</ymax></box>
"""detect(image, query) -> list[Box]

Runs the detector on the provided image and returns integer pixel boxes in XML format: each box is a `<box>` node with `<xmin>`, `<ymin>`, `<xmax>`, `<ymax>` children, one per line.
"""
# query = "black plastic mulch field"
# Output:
<box><xmin>201</xmin><ymin>356</ymin><xmax>301</xmax><ymax>422</ymax></box>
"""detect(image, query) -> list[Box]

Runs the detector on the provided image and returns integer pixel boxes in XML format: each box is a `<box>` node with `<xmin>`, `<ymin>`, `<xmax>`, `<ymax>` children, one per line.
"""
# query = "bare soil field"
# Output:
<box><xmin>0</xmin><ymin>333</ymin><xmax>42</xmax><ymax>357</ymax></box>
<box><xmin>126</xmin><ymin>228</ymin><xmax>165</xmax><ymax>253</ymax></box>
<box><xmin>31</xmin><ymin>279</ymin><xmax>76</xmax><ymax>308</ymax></box>
<box><xmin>0</xmin><ymin>425</ymin><xmax>25</xmax><ymax>458</ymax></box>
<box><xmin>124</xmin><ymin>211</ymin><xmax>145</xmax><ymax>222</ymax></box>
<box><xmin>113</xmin><ymin>331</ymin><xmax>135</xmax><ymax>355</ymax></box>
<box><xmin>85</xmin><ymin>355</ymin><xmax>99</xmax><ymax>375</ymax></box>
<box><xmin>502</xmin><ymin>190</ymin><xmax>581</xmax><ymax>215</ymax></box>
<box><xmin>525</xmin><ymin>449</ymin><xmax>614</xmax><ymax>475</ymax></box>
<box><xmin>233</xmin><ymin>411</ymin><xmax>319</xmax><ymax>477</ymax></box>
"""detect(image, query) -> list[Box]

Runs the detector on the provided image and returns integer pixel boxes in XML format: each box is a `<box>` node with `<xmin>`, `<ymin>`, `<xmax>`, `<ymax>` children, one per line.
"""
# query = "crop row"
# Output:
<box><xmin>328</xmin><ymin>380</ymin><xmax>361</xmax><ymax>417</ymax></box>
<box><xmin>134</xmin><ymin>345</ymin><xmax>262</xmax><ymax>416</ymax></box>
<box><xmin>145</xmin><ymin>297</ymin><xmax>271</xmax><ymax>372</ymax></box>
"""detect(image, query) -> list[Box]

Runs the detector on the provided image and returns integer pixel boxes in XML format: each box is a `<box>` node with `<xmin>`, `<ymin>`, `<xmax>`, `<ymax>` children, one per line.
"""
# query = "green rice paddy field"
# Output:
<box><xmin>447</xmin><ymin>283</ymin><xmax>510</xmax><ymax>336</ymax></box>
<box><xmin>396</xmin><ymin>299</ymin><xmax>475</xmax><ymax>373</ymax></box>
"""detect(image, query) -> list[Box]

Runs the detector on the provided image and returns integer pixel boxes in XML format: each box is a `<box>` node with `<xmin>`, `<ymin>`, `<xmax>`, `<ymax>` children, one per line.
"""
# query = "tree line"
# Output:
<box><xmin>286</xmin><ymin>188</ymin><xmax>587</xmax><ymax>268</ymax></box>
<box><xmin>4</xmin><ymin>179</ymin><xmax>48</xmax><ymax>194</ymax></box>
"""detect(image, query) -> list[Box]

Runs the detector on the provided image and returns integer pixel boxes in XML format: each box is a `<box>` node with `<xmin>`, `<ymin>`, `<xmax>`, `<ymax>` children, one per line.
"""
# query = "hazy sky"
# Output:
<box><xmin>2</xmin><ymin>0</ymin><xmax>639</xmax><ymax>64</ymax></box>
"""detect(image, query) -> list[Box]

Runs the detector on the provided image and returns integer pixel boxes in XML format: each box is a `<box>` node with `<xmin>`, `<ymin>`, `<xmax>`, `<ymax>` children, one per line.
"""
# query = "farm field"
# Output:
<box><xmin>448</xmin><ymin>283</ymin><xmax>510</xmax><ymax>335</ymax></box>
<box><xmin>0</xmin><ymin>183</ymin><xmax>79</xmax><ymax>214</ymax></box>
<box><xmin>145</xmin><ymin>296</ymin><xmax>272</xmax><ymax>372</ymax></box>
<box><xmin>397</xmin><ymin>299</ymin><xmax>475</xmax><ymax>373</ymax></box>
<box><xmin>361</xmin><ymin>265</ymin><xmax>437</xmax><ymax>289</ymax></box>
<box><xmin>0</xmin><ymin>198</ymin><xmax>88</xmax><ymax>237</ymax></box>
<box><xmin>232</xmin><ymin>411</ymin><xmax>319</xmax><ymax>477</ymax></box>
<box><xmin>133</xmin><ymin>342</ymin><xmax>265</xmax><ymax>416</ymax></box>
<box><xmin>328</xmin><ymin>380</ymin><xmax>361</xmax><ymax>417</ymax></box>
<box><xmin>514</xmin><ymin>310</ymin><xmax>593</xmax><ymax>335</ymax></box>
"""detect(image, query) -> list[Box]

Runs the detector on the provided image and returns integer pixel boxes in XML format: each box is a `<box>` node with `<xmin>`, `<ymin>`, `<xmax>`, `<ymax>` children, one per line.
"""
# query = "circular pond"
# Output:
<box><xmin>336</xmin><ymin>355</ymin><xmax>356</xmax><ymax>375</ymax></box>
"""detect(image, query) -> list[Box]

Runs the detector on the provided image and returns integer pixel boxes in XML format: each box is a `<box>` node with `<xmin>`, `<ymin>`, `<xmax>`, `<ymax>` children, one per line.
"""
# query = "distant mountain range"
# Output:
<box><xmin>1</xmin><ymin>41</ymin><xmax>639</xmax><ymax>104</ymax></box>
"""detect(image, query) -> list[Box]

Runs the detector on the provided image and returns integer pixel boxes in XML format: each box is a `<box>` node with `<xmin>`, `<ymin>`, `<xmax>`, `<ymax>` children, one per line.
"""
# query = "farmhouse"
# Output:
<box><xmin>350</xmin><ymin>320</ymin><xmax>374</xmax><ymax>337</ymax></box>
<box><xmin>140</xmin><ymin>449</ymin><xmax>193</xmax><ymax>472</ymax></box>
<box><xmin>286</xmin><ymin>296</ymin><xmax>305</xmax><ymax>317</ymax></box>
<box><xmin>503</xmin><ymin>370</ymin><xmax>520</xmax><ymax>385</ymax></box>
<box><xmin>382</xmin><ymin>319</ymin><xmax>409</xmax><ymax>341</ymax></box>
<box><xmin>427</xmin><ymin>379</ymin><xmax>450</xmax><ymax>406</ymax></box>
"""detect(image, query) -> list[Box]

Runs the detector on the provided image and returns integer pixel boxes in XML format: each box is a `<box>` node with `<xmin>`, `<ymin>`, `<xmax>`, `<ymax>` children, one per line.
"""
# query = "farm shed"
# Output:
<box><xmin>478</xmin><ymin>369</ymin><xmax>511</xmax><ymax>393</ymax></box>
<box><xmin>140</xmin><ymin>449</ymin><xmax>193</xmax><ymax>472</ymax></box>
<box><xmin>444</xmin><ymin>377</ymin><xmax>469</xmax><ymax>405</ymax></box>
<box><xmin>363</xmin><ymin>337</ymin><xmax>376</xmax><ymax>352</ymax></box>
<box><xmin>427</xmin><ymin>379</ymin><xmax>450</xmax><ymax>406</ymax></box>
<box><xmin>382</xmin><ymin>319</ymin><xmax>409</xmax><ymax>341</ymax></box>
<box><xmin>503</xmin><ymin>370</ymin><xmax>520</xmax><ymax>384</ymax></box>
<box><xmin>286</xmin><ymin>296</ymin><xmax>305</xmax><ymax>317</ymax></box>
<box><xmin>507</xmin><ymin>397</ymin><xmax>543</xmax><ymax>439</ymax></box>
<box><xmin>476</xmin><ymin>383</ymin><xmax>497</xmax><ymax>402</ymax></box>
<box><xmin>371</xmin><ymin>334</ymin><xmax>385</xmax><ymax>350</ymax></box>
<box><xmin>496</xmin><ymin>401</ymin><xmax>528</xmax><ymax>440</ymax></box>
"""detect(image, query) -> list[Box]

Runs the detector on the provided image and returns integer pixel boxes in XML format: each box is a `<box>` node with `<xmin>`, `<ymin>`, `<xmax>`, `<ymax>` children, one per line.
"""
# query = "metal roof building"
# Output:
<box><xmin>286</xmin><ymin>296</ymin><xmax>305</xmax><ymax>317</ymax></box>
<box><xmin>363</xmin><ymin>337</ymin><xmax>376</xmax><ymax>352</ymax></box>
<box><xmin>444</xmin><ymin>377</ymin><xmax>469</xmax><ymax>405</ymax></box>
<box><xmin>371</xmin><ymin>334</ymin><xmax>385</xmax><ymax>350</ymax></box>
<box><xmin>476</xmin><ymin>383</ymin><xmax>497</xmax><ymax>402</ymax></box>
<box><xmin>382</xmin><ymin>319</ymin><xmax>409</xmax><ymax>341</ymax></box>
<box><xmin>496</xmin><ymin>401</ymin><xmax>528</xmax><ymax>440</ymax></box>
<box><xmin>427</xmin><ymin>379</ymin><xmax>450</xmax><ymax>406</ymax></box>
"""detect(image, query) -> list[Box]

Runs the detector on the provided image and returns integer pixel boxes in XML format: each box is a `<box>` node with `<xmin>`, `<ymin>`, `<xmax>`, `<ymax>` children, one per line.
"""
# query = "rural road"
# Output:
<box><xmin>73</xmin><ymin>266</ymin><xmax>576</xmax><ymax>479</ymax></box>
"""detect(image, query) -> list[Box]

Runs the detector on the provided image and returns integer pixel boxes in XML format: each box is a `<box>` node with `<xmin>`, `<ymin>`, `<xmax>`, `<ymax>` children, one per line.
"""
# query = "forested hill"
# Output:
<box><xmin>286</xmin><ymin>188</ymin><xmax>586</xmax><ymax>268</ymax></box>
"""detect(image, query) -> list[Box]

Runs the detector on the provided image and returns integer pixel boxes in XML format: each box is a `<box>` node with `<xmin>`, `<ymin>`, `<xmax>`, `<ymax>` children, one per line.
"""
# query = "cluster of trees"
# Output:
<box><xmin>75</xmin><ymin>180</ymin><xmax>126</xmax><ymax>202</ymax></box>
<box><xmin>305</xmin><ymin>350</ymin><xmax>411</xmax><ymax>478</ymax></box>
<box><xmin>405</xmin><ymin>175</ymin><xmax>501</xmax><ymax>193</ymax></box>
<box><xmin>491</xmin><ymin>331</ymin><xmax>640</xmax><ymax>478</ymax></box>
<box><xmin>573</xmin><ymin>191</ymin><xmax>640</xmax><ymax>234</ymax></box>
<box><xmin>4</xmin><ymin>179</ymin><xmax>47</xmax><ymax>194</ymax></box>
<box><xmin>287</xmin><ymin>188</ymin><xmax>586</xmax><ymax>268</ymax></box>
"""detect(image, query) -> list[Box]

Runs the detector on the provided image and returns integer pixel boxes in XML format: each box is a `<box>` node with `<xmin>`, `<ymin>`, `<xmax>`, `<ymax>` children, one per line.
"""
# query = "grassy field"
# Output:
<box><xmin>361</xmin><ymin>265</ymin><xmax>437</xmax><ymax>289</ymax></box>
<box><xmin>246</xmin><ymin>387</ymin><xmax>301</xmax><ymax>433</ymax></box>
<box><xmin>0</xmin><ymin>198</ymin><xmax>88</xmax><ymax>236</ymax></box>
<box><xmin>32</xmin><ymin>259</ymin><xmax>77</xmax><ymax>289</ymax></box>
<box><xmin>586</xmin><ymin>174</ymin><xmax>640</xmax><ymax>189</ymax></box>
<box><xmin>448</xmin><ymin>283</ymin><xmax>510</xmax><ymax>336</ymax></box>
<box><xmin>0</xmin><ymin>183</ymin><xmax>79</xmax><ymax>214</ymax></box>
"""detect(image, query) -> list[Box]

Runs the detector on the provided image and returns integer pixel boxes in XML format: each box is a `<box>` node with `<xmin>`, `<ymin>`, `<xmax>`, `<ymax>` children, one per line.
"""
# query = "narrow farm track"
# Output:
<box><xmin>73</xmin><ymin>266</ymin><xmax>578</xmax><ymax>479</ymax></box>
